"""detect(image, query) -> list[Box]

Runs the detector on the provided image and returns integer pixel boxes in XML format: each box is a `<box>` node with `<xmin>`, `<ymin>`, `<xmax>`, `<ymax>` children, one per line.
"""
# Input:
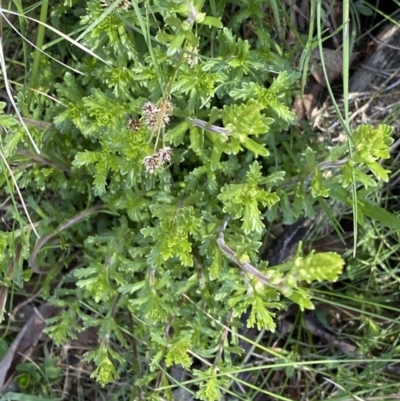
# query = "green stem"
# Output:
<box><xmin>27</xmin><ymin>0</ymin><xmax>49</xmax><ymax>107</ymax></box>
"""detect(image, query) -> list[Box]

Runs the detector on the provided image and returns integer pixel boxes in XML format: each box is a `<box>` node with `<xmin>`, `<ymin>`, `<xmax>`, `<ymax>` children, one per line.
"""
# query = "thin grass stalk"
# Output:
<box><xmin>0</xmin><ymin>11</ymin><xmax>41</xmax><ymax>154</ymax></box>
<box><xmin>12</xmin><ymin>0</ymin><xmax>29</xmax><ymax>87</ymax></box>
<box><xmin>342</xmin><ymin>0</ymin><xmax>358</xmax><ymax>255</ymax></box>
<box><xmin>299</xmin><ymin>0</ymin><xmax>316</xmax><ymax>96</ymax></box>
<box><xmin>315</xmin><ymin>1</ymin><xmax>359</xmax><ymax>256</ymax></box>
<box><xmin>132</xmin><ymin>1</ymin><xmax>164</xmax><ymax>97</ymax></box>
<box><xmin>27</xmin><ymin>0</ymin><xmax>49</xmax><ymax>107</ymax></box>
<box><xmin>268</xmin><ymin>0</ymin><xmax>284</xmax><ymax>42</ymax></box>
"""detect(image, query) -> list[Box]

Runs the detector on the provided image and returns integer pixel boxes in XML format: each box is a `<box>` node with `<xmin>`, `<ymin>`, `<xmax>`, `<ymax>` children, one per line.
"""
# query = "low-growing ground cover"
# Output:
<box><xmin>1</xmin><ymin>1</ymin><xmax>400</xmax><ymax>400</ymax></box>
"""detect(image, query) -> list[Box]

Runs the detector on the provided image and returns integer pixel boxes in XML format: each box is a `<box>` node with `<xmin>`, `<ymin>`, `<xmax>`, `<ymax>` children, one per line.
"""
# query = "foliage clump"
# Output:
<box><xmin>0</xmin><ymin>1</ymin><xmax>396</xmax><ymax>399</ymax></box>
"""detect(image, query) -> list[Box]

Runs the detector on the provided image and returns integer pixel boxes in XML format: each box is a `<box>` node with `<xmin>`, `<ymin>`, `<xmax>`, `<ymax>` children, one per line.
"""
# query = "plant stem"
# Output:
<box><xmin>27</xmin><ymin>0</ymin><xmax>49</xmax><ymax>107</ymax></box>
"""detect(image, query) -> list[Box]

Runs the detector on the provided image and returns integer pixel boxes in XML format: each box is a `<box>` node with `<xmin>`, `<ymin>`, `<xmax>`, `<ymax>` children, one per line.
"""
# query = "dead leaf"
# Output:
<box><xmin>70</xmin><ymin>326</ymin><xmax>99</xmax><ymax>346</ymax></box>
<box><xmin>311</xmin><ymin>48</ymin><xmax>360</xmax><ymax>87</ymax></box>
<box><xmin>310</xmin><ymin>48</ymin><xmax>344</xmax><ymax>87</ymax></box>
<box><xmin>292</xmin><ymin>78</ymin><xmax>324</xmax><ymax>121</ymax></box>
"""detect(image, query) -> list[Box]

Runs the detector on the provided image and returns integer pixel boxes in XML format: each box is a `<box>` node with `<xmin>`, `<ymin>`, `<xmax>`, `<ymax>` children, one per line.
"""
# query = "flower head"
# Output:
<box><xmin>100</xmin><ymin>0</ymin><xmax>131</xmax><ymax>11</ymax></box>
<box><xmin>156</xmin><ymin>147</ymin><xmax>173</xmax><ymax>163</ymax></box>
<box><xmin>127</xmin><ymin>119</ymin><xmax>141</xmax><ymax>131</ymax></box>
<box><xmin>142</xmin><ymin>101</ymin><xmax>173</xmax><ymax>130</ymax></box>
<box><xmin>142</xmin><ymin>154</ymin><xmax>161</xmax><ymax>174</ymax></box>
<box><xmin>142</xmin><ymin>147</ymin><xmax>173</xmax><ymax>174</ymax></box>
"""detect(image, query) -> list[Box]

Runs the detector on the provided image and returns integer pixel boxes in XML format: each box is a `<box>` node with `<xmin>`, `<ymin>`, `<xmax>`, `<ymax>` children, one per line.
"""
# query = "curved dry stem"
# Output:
<box><xmin>217</xmin><ymin>215</ymin><xmax>282</xmax><ymax>289</ymax></box>
<box><xmin>186</xmin><ymin>117</ymin><xmax>232</xmax><ymax>137</ymax></box>
<box><xmin>29</xmin><ymin>204</ymin><xmax>106</xmax><ymax>274</ymax></box>
<box><xmin>16</xmin><ymin>149</ymin><xmax>70</xmax><ymax>173</ymax></box>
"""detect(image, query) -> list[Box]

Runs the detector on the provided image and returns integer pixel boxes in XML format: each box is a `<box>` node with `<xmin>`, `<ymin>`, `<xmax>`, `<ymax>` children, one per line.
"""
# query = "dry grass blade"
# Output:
<box><xmin>29</xmin><ymin>205</ymin><xmax>106</xmax><ymax>274</ymax></box>
<box><xmin>1</xmin><ymin>12</ymin><xmax>85</xmax><ymax>76</ymax></box>
<box><xmin>0</xmin><ymin>8</ymin><xmax>112</xmax><ymax>67</ymax></box>
<box><xmin>0</xmin><ymin>36</ymin><xmax>40</xmax><ymax>154</ymax></box>
<box><xmin>16</xmin><ymin>149</ymin><xmax>70</xmax><ymax>173</ymax></box>
<box><xmin>0</xmin><ymin>304</ymin><xmax>61</xmax><ymax>391</ymax></box>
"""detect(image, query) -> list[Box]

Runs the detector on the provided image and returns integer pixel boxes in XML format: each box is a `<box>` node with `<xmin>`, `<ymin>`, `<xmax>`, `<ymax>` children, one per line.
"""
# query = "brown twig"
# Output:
<box><xmin>216</xmin><ymin>216</ymin><xmax>282</xmax><ymax>289</ymax></box>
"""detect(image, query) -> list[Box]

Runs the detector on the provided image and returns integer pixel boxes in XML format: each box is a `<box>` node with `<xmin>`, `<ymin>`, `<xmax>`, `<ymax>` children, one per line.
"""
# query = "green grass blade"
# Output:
<box><xmin>26</xmin><ymin>0</ymin><xmax>49</xmax><ymax>107</ymax></box>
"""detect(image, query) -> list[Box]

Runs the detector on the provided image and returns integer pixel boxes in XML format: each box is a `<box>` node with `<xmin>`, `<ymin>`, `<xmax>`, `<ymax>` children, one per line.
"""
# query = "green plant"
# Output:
<box><xmin>1</xmin><ymin>1</ymin><xmax>399</xmax><ymax>400</ymax></box>
<box><xmin>15</xmin><ymin>358</ymin><xmax>61</xmax><ymax>395</ymax></box>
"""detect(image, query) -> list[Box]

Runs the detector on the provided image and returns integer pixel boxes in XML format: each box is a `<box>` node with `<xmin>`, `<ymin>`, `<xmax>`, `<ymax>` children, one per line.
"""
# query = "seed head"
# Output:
<box><xmin>142</xmin><ymin>154</ymin><xmax>161</xmax><ymax>174</ymax></box>
<box><xmin>156</xmin><ymin>147</ymin><xmax>173</xmax><ymax>163</ymax></box>
<box><xmin>142</xmin><ymin>101</ymin><xmax>173</xmax><ymax>130</ymax></box>
<box><xmin>142</xmin><ymin>147</ymin><xmax>173</xmax><ymax>174</ymax></box>
<box><xmin>127</xmin><ymin>119</ymin><xmax>141</xmax><ymax>131</ymax></box>
<box><xmin>100</xmin><ymin>0</ymin><xmax>131</xmax><ymax>11</ymax></box>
